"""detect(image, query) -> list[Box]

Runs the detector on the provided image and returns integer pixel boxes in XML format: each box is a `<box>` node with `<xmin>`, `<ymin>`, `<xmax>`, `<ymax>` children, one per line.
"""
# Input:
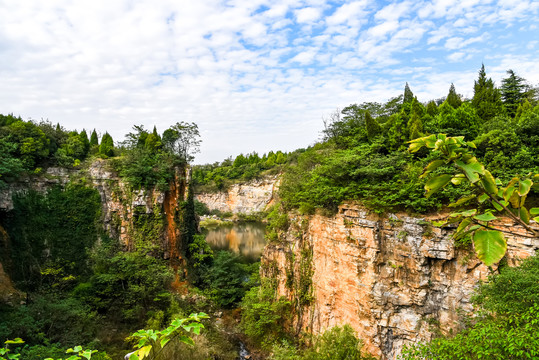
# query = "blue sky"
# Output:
<box><xmin>1</xmin><ymin>0</ymin><xmax>538</xmax><ymax>164</ymax></box>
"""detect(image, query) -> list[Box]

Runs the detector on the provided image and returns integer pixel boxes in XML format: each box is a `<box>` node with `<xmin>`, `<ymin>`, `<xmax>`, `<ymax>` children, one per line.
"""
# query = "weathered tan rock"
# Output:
<box><xmin>195</xmin><ymin>177</ymin><xmax>279</xmax><ymax>214</ymax></box>
<box><xmin>261</xmin><ymin>203</ymin><xmax>539</xmax><ymax>360</ymax></box>
<box><xmin>0</xmin><ymin>225</ymin><xmax>25</xmax><ymax>306</ymax></box>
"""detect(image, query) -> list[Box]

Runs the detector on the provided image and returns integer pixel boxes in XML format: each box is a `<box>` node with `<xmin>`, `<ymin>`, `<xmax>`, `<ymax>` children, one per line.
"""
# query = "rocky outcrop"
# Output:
<box><xmin>0</xmin><ymin>160</ymin><xmax>188</xmax><ymax>256</ymax></box>
<box><xmin>0</xmin><ymin>167</ymin><xmax>72</xmax><ymax>211</ymax></box>
<box><xmin>0</xmin><ymin>225</ymin><xmax>25</xmax><ymax>306</ymax></box>
<box><xmin>0</xmin><ymin>160</ymin><xmax>189</xmax><ymax>304</ymax></box>
<box><xmin>195</xmin><ymin>177</ymin><xmax>279</xmax><ymax>214</ymax></box>
<box><xmin>262</xmin><ymin>203</ymin><xmax>539</xmax><ymax>360</ymax></box>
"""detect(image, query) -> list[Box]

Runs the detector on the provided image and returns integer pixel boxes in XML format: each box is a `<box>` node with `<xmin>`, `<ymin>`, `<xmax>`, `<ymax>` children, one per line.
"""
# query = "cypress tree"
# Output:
<box><xmin>446</xmin><ymin>83</ymin><xmax>462</xmax><ymax>109</ymax></box>
<box><xmin>501</xmin><ymin>69</ymin><xmax>527</xmax><ymax>118</ymax></box>
<box><xmin>408</xmin><ymin>112</ymin><xmax>423</xmax><ymax>140</ymax></box>
<box><xmin>426</xmin><ymin>100</ymin><xmax>438</xmax><ymax>117</ymax></box>
<box><xmin>365</xmin><ymin>111</ymin><xmax>381</xmax><ymax>140</ymax></box>
<box><xmin>79</xmin><ymin>129</ymin><xmax>90</xmax><ymax>156</ymax></box>
<box><xmin>403</xmin><ymin>82</ymin><xmax>414</xmax><ymax>104</ymax></box>
<box><xmin>472</xmin><ymin>64</ymin><xmax>503</xmax><ymax>121</ymax></box>
<box><xmin>99</xmin><ymin>132</ymin><xmax>114</xmax><ymax>158</ymax></box>
<box><xmin>90</xmin><ymin>129</ymin><xmax>99</xmax><ymax>147</ymax></box>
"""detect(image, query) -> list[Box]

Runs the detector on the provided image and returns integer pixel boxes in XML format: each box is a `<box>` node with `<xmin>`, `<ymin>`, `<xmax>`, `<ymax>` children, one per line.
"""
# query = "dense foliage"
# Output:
<box><xmin>275</xmin><ymin>66</ymin><xmax>539</xmax><ymax>214</ymax></box>
<box><xmin>401</xmin><ymin>252</ymin><xmax>539</xmax><ymax>359</ymax></box>
<box><xmin>1</xmin><ymin>184</ymin><xmax>101</xmax><ymax>289</ymax></box>
<box><xmin>270</xmin><ymin>325</ymin><xmax>376</xmax><ymax>360</ymax></box>
<box><xmin>192</xmin><ymin>150</ymin><xmax>293</xmax><ymax>191</ymax></box>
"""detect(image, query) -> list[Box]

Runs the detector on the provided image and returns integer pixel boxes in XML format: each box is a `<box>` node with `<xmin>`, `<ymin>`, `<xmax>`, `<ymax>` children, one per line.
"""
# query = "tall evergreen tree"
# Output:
<box><xmin>98</xmin><ymin>132</ymin><xmax>114</xmax><ymax>158</ymax></box>
<box><xmin>365</xmin><ymin>111</ymin><xmax>381</xmax><ymax>140</ymax></box>
<box><xmin>403</xmin><ymin>82</ymin><xmax>414</xmax><ymax>104</ymax></box>
<box><xmin>472</xmin><ymin>64</ymin><xmax>503</xmax><ymax>121</ymax></box>
<box><xmin>89</xmin><ymin>129</ymin><xmax>99</xmax><ymax>147</ymax></box>
<box><xmin>79</xmin><ymin>129</ymin><xmax>90</xmax><ymax>156</ymax></box>
<box><xmin>408</xmin><ymin>112</ymin><xmax>423</xmax><ymax>140</ymax></box>
<box><xmin>446</xmin><ymin>83</ymin><xmax>462</xmax><ymax>109</ymax></box>
<box><xmin>426</xmin><ymin>100</ymin><xmax>438</xmax><ymax>117</ymax></box>
<box><xmin>501</xmin><ymin>69</ymin><xmax>527</xmax><ymax>118</ymax></box>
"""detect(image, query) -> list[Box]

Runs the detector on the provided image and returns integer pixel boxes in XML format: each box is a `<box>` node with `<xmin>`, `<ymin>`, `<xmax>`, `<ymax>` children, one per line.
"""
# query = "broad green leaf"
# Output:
<box><xmin>160</xmin><ymin>338</ymin><xmax>170</xmax><ymax>348</ymax></box>
<box><xmin>466</xmin><ymin>141</ymin><xmax>476</xmax><ymax>148</ymax></box>
<box><xmin>478</xmin><ymin>193</ymin><xmax>489</xmax><ymax>203</ymax></box>
<box><xmin>480</xmin><ymin>170</ymin><xmax>498</xmax><ymax>195</ymax></box>
<box><xmin>129</xmin><ymin>353</ymin><xmax>140</xmax><ymax>360</ymax></box>
<box><xmin>455</xmin><ymin>158</ymin><xmax>484</xmax><ymax>183</ymax></box>
<box><xmin>179</xmin><ymin>335</ymin><xmax>195</xmax><ymax>346</ymax></box>
<box><xmin>450</xmin><ymin>209</ymin><xmax>477</xmax><ymax>218</ymax></box>
<box><xmin>425</xmin><ymin>174</ymin><xmax>453</xmax><ymax>198</ymax></box>
<box><xmin>518</xmin><ymin>179</ymin><xmax>532</xmax><ymax>196</ymax></box>
<box><xmin>4</xmin><ymin>339</ymin><xmax>24</xmax><ymax>345</ymax></box>
<box><xmin>81</xmin><ymin>350</ymin><xmax>96</xmax><ymax>360</ymax></box>
<box><xmin>451</xmin><ymin>174</ymin><xmax>466</xmax><ymax>185</ymax></box>
<box><xmin>493</xmin><ymin>201</ymin><xmax>504</xmax><ymax>211</ymax></box>
<box><xmin>530</xmin><ymin>208</ymin><xmax>539</xmax><ymax>216</ymax></box>
<box><xmin>408</xmin><ymin>141</ymin><xmax>425</xmax><ymax>153</ymax></box>
<box><xmin>508</xmin><ymin>191</ymin><xmax>520</xmax><ymax>208</ymax></box>
<box><xmin>431</xmin><ymin>220</ymin><xmax>447</xmax><ymax>227</ymax></box>
<box><xmin>448</xmin><ymin>195</ymin><xmax>476</xmax><ymax>208</ymax></box>
<box><xmin>454</xmin><ymin>225</ymin><xmax>481</xmax><ymax>241</ymax></box>
<box><xmin>473</xmin><ymin>212</ymin><xmax>498</xmax><ymax>222</ymax></box>
<box><xmin>520</xmin><ymin>207</ymin><xmax>530</xmax><ymax>225</ymax></box>
<box><xmin>533</xmin><ymin>216</ymin><xmax>539</xmax><ymax>223</ymax></box>
<box><xmin>423</xmin><ymin>134</ymin><xmax>438</xmax><ymax>148</ymax></box>
<box><xmin>421</xmin><ymin>160</ymin><xmax>445</xmax><ymax>177</ymax></box>
<box><xmin>455</xmin><ymin>218</ymin><xmax>472</xmax><ymax>235</ymax></box>
<box><xmin>472</xmin><ymin>229</ymin><xmax>507</xmax><ymax>266</ymax></box>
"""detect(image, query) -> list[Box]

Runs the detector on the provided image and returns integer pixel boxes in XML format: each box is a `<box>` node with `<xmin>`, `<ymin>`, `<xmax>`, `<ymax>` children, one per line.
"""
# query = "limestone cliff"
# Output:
<box><xmin>195</xmin><ymin>176</ymin><xmax>279</xmax><ymax>214</ymax></box>
<box><xmin>262</xmin><ymin>203</ymin><xmax>539</xmax><ymax>360</ymax></box>
<box><xmin>0</xmin><ymin>225</ymin><xmax>25</xmax><ymax>305</ymax></box>
<box><xmin>0</xmin><ymin>159</ymin><xmax>188</xmax><ymax>272</ymax></box>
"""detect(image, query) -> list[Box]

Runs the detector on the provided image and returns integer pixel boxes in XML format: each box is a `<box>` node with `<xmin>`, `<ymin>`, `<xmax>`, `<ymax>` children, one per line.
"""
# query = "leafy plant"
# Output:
<box><xmin>409</xmin><ymin>133</ymin><xmax>539</xmax><ymax>266</ymax></box>
<box><xmin>127</xmin><ymin>312</ymin><xmax>208</xmax><ymax>360</ymax></box>
<box><xmin>0</xmin><ymin>338</ymin><xmax>24</xmax><ymax>360</ymax></box>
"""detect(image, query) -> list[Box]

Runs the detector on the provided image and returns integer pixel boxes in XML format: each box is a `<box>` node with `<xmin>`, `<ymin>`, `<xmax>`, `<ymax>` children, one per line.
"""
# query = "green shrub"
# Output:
<box><xmin>200</xmin><ymin>251</ymin><xmax>257</xmax><ymax>308</ymax></box>
<box><xmin>271</xmin><ymin>325</ymin><xmax>376</xmax><ymax>360</ymax></box>
<box><xmin>240</xmin><ymin>282</ymin><xmax>292</xmax><ymax>348</ymax></box>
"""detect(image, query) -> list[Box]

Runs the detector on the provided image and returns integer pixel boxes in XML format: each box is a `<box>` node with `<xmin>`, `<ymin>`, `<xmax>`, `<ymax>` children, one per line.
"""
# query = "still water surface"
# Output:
<box><xmin>204</xmin><ymin>222</ymin><xmax>266</xmax><ymax>262</ymax></box>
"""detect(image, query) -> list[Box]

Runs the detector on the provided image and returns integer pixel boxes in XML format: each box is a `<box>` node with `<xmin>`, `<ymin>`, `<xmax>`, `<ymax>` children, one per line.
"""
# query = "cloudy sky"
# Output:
<box><xmin>1</xmin><ymin>0</ymin><xmax>538</xmax><ymax>163</ymax></box>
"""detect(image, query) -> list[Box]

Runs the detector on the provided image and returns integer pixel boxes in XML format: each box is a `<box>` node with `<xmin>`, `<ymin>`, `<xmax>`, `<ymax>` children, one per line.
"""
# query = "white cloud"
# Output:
<box><xmin>295</xmin><ymin>7</ymin><xmax>322</xmax><ymax>23</ymax></box>
<box><xmin>0</xmin><ymin>0</ymin><xmax>537</xmax><ymax>163</ymax></box>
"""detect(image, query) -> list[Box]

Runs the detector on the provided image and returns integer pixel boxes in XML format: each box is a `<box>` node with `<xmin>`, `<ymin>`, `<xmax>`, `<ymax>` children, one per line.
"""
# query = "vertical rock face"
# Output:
<box><xmin>0</xmin><ymin>160</ymin><xmax>188</xmax><ymax>258</ymax></box>
<box><xmin>0</xmin><ymin>225</ymin><xmax>25</xmax><ymax>305</ymax></box>
<box><xmin>195</xmin><ymin>176</ymin><xmax>279</xmax><ymax>214</ymax></box>
<box><xmin>262</xmin><ymin>203</ymin><xmax>539</xmax><ymax>360</ymax></box>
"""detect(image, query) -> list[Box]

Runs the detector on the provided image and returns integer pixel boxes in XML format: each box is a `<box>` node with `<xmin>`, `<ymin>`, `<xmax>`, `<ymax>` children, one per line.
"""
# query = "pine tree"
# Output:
<box><xmin>403</xmin><ymin>82</ymin><xmax>414</xmax><ymax>104</ymax></box>
<box><xmin>365</xmin><ymin>111</ymin><xmax>381</xmax><ymax>140</ymax></box>
<box><xmin>79</xmin><ymin>129</ymin><xmax>90</xmax><ymax>156</ymax></box>
<box><xmin>426</xmin><ymin>101</ymin><xmax>438</xmax><ymax>117</ymax></box>
<box><xmin>472</xmin><ymin>64</ymin><xmax>503</xmax><ymax>121</ymax></box>
<box><xmin>90</xmin><ymin>129</ymin><xmax>99</xmax><ymax>147</ymax></box>
<box><xmin>515</xmin><ymin>99</ymin><xmax>532</xmax><ymax>121</ymax></box>
<box><xmin>501</xmin><ymin>69</ymin><xmax>527</xmax><ymax>118</ymax></box>
<box><xmin>408</xmin><ymin>112</ymin><xmax>423</xmax><ymax>140</ymax></box>
<box><xmin>98</xmin><ymin>132</ymin><xmax>114</xmax><ymax>158</ymax></box>
<box><xmin>446</xmin><ymin>83</ymin><xmax>462</xmax><ymax>109</ymax></box>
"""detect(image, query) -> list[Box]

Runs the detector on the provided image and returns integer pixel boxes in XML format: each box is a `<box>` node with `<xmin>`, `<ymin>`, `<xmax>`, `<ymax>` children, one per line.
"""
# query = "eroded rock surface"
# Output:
<box><xmin>262</xmin><ymin>203</ymin><xmax>539</xmax><ymax>360</ymax></box>
<box><xmin>196</xmin><ymin>177</ymin><xmax>279</xmax><ymax>214</ymax></box>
